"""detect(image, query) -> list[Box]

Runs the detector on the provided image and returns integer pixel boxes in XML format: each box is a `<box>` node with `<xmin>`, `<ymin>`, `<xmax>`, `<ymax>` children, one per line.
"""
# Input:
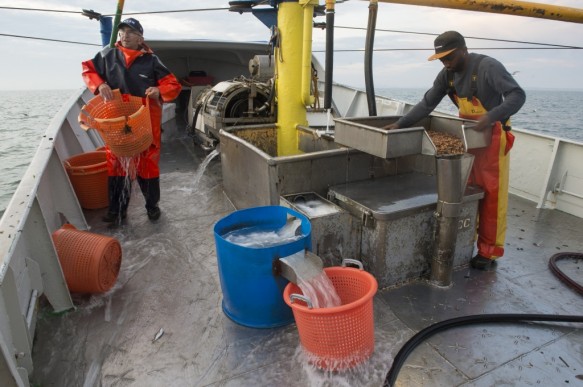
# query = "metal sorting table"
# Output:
<box><xmin>328</xmin><ymin>173</ymin><xmax>483</xmax><ymax>288</ymax></box>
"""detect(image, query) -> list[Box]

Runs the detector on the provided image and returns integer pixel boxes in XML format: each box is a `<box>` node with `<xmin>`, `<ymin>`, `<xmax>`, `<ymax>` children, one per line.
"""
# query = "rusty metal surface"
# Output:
<box><xmin>375</xmin><ymin>0</ymin><xmax>583</xmax><ymax>24</ymax></box>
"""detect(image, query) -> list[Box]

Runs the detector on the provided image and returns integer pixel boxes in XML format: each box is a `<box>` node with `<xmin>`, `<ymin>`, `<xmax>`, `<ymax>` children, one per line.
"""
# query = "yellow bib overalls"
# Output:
<box><xmin>455</xmin><ymin>96</ymin><xmax>515</xmax><ymax>259</ymax></box>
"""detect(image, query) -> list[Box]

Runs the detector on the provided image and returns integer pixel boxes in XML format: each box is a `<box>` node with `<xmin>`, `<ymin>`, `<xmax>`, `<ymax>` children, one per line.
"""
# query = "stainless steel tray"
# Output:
<box><xmin>333</xmin><ymin>116</ymin><xmax>425</xmax><ymax>158</ymax></box>
<box><xmin>425</xmin><ymin>115</ymin><xmax>492</xmax><ymax>152</ymax></box>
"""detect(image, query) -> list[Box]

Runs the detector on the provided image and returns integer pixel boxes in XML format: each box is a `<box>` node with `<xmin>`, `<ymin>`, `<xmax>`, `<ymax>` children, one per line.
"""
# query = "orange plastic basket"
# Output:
<box><xmin>52</xmin><ymin>224</ymin><xmax>122</xmax><ymax>293</ymax></box>
<box><xmin>64</xmin><ymin>151</ymin><xmax>108</xmax><ymax>209</ymax></box>
<box><xmin>78</xmin><ymin>89</ymin><xmax>152</xmax><ymax>157</ymax></box>
<box><xmin>283</xmin><ymin>266</ymin><xmax>378</xmax><ymax>370</ymax></box>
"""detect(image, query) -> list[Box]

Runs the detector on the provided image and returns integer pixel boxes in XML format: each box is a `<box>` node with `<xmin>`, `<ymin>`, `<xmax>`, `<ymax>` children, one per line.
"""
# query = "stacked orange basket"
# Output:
<box><xmin>64</xmin><ymin>150</ymin><xmax>108</xmax><ymax>209</ymax></box>
<box><xmin>78</xmin><ymin>89</ymin><xmax>152</xmax><ymax>157</ymax></box>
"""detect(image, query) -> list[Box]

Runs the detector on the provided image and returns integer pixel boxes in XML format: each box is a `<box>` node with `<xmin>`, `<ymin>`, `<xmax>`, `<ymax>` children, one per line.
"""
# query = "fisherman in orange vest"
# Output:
<box><xmin>385</xmin><ymin>31</ymin><xmax>526</xmax><ymax>270</ymax></box>
<box><xmin>82</xmin><ymin>18</ymin><xmax>181</xmax><ymax>224</ymax></box>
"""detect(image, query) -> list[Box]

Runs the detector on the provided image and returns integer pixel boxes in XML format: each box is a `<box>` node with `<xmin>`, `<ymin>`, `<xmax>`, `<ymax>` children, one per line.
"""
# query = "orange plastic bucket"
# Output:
<box><xmin>52</xmin><ymin>224</ymin><xmax>122</xmax><ymax>293</ymax></box>
<box><xmin>284</xmin><ymin>266</ymin><xmax>378</xmax><ymax>370</ymax></box>
<box><xmin>64</xmin><ymin>151</ymin><xmax>108</xmax><ymax>210</ymax></box>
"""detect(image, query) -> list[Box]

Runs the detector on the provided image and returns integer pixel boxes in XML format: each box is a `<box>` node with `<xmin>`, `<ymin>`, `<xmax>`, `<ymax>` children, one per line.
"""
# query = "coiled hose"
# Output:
<box><xmin>549</xmin><ymin>252</ymin><xmax>583</xmax><ymax>295</ymax></box>
<box><xmin>384</xmin><ymin>253</ymin><xmax>583</xmax><ymax>387</ymax></box>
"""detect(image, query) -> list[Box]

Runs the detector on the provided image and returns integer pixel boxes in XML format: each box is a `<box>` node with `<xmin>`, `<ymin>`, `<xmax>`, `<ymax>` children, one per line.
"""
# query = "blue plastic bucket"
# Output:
<box><xmin>214</xmin><ymin>206</ymin><xmax>312</xmax><ymax>328</ymax></box>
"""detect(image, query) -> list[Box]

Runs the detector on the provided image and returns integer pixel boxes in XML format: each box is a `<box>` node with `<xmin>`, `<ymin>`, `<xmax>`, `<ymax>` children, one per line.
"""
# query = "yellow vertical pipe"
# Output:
<box><xmin>276</xmin><ymin>1</ymin><xmax>319</xmax><ymax>156</ymax></box>
<box><xmin>276</xmin><ymin>2</ymin><xmax>306</xmax><ymax>156</ymax></box>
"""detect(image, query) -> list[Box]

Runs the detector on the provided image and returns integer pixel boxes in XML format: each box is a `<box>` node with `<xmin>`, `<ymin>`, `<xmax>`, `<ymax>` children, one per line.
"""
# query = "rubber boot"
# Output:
<box><xmin>105</xmin><ymin>176</ymin><xmax>131</xmax><ymax>220</ymax></box>
<box><xmin>138</xmin><ymin>177</ymin><xmax>161</xmax><ymax>220</ymax></box>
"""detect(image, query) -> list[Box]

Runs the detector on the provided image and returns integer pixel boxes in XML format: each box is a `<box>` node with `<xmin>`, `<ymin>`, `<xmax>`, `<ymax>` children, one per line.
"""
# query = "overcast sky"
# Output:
<box><xmin>1</xmin><ymin>0</ymin><xmax>582</xmax><ymax>91</ymax></box>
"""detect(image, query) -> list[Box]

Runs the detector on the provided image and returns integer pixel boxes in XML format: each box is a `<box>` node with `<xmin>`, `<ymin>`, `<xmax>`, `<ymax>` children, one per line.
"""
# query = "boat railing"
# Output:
<box><xmin>0</xmin><ymin>87</ymin><xmax>101</xmax><ymax>385</ymax></box>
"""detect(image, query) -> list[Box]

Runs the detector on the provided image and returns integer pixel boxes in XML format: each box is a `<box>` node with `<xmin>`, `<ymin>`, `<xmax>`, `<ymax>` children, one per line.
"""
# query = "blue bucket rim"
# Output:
<box><xmin>214</xmin><ymin>205</ymin><xmax>311</xmax><ymax>251</ymax></box>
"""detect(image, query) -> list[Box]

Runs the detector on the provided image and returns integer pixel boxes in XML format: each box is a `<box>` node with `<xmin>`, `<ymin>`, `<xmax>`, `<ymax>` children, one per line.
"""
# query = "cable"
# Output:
<box><xmin>383</xmin><ymin>313</ymin><xmax>583</xmax><ymax>387</ymax></box>
<box><xmin>0</xmin><ymin>6</ymin><xmax>80</xmax><ymax>14</ymax></box>
<box><xmin>2</xmin><ymin>6</ymin><xmax>581</xmax><ymax>51</ymax></box>
<box><xmin>0</xmin><ymin>6</ymin><xmax>229</xmax><ymax>16</ymax></box>
<box><xmin>3</xmin><ymin>33</ymin><xmax>580</xmax><ymax>52</ymax></box>
<box><xmin>313</xmin><ymin>47</ymin><xmax>581</xmax><ymax>53</ymax></box>
<box><xmin>336</xmin><ymin>26</ymin><xmax>583</xmax><ymax>50</ymax></box>
<box><xmin>0</xmin><ymin>33</ymin><xmax>100</xmax><ymax>47</ymax></box>
<box><xmin>2</xmin><ymin>7</ymin><xmax>581</xmax><ymax>53</ymax></box>
<box><xmin>104</xmin><ymin>8</ymin><xmax>229</xmax><ymax>16</ymax></box>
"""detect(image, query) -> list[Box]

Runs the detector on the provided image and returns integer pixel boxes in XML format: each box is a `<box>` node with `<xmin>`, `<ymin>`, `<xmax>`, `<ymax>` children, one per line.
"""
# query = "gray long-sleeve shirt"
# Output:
<box><xmin>396</xmin><ymin>53</ymin><xmax>526</xmax><ymax>128</ymax></box>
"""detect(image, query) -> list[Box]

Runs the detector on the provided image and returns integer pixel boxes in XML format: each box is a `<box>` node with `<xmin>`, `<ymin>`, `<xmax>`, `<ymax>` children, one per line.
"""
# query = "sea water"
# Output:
<box><xmin>1</xmin><ymin>88</ymin><xmax>582</xmax><ymax>215</ymax></box>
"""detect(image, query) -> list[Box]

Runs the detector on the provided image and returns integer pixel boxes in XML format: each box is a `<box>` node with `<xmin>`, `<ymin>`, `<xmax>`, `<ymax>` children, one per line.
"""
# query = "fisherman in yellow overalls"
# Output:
<box><xmin>385</xmin><ymin>31</ymin><xmax>526</xmax><ymax>270</ymax></box>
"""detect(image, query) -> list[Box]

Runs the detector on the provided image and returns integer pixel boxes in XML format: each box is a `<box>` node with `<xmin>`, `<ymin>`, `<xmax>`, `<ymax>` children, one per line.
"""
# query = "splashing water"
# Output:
<box><xmin>118</xmin><ymin>155</ymin><xmax>139</xmax><ymax>181</ymax></box>
<box><xmin>223</xmin><ymin>218</ymin><xmax>303</xmax><ymax>248</ymax></box>
<box><xmin>325</xmin><ymin>108</ymin><xmax>333</xmax><ymax>134</ymax></box>
<box><xmin>193</xmin><ymin>149</ymin><xmax>219</xmax><ymax>187</ymax></box>
<box><xmin>293</xmin><ymin>199</ymin><xmax>340</xmax><ymax>217</ymax></box>
<box><xmin>115</xmin><ymin>155</ymin><xmax>141</xmax><ymax>210</ymax></box>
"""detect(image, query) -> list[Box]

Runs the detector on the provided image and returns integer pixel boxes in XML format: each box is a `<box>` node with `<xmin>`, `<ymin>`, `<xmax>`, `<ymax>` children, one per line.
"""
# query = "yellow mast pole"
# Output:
<box><xmin>276</xmin><ymin>0</ymin><xmax>318</xmax><ymax>156</ymax></box>
<box><xmin>373</xmin><ymin>0</ymin><xmax>583</xmax><ymax>24</ymax></box>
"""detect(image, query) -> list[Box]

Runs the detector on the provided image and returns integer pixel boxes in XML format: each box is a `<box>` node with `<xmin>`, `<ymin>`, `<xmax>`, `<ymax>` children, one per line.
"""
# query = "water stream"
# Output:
<box><xmin>297</xmin><ymin>270</ymin><xmax>341</xmax><ymax>309</ymax></box>
<box><xmin>193</xmin><ymin>148</ymin><xmax>219</xmax><ymax>187</ymax></box>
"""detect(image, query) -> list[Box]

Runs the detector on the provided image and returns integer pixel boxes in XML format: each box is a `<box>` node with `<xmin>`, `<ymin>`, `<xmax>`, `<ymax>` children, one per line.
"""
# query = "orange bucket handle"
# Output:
<box><xmin>79</xmin><ymin>108</ymin><xmax>96</xmax><ymax>131</ymax></box>
<box><xmin>79</xmin><ymin>89</ymin><xmax>149</xmax><ymax>131</ymax></box>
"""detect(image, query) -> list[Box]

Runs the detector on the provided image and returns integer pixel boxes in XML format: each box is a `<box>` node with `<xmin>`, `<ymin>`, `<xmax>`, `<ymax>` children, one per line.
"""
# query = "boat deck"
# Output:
<box><xmin>31</xmin><ymin>120</ymin><xmax>583</xmax><ymax>387</ymax></box>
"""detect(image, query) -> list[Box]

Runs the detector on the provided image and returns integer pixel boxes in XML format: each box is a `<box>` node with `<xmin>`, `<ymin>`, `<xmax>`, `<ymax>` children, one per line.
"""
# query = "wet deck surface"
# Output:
<box><xmin>31</xmin><ymin>122</ymin><xmax>583</xmax><ymax>386</ymax></box>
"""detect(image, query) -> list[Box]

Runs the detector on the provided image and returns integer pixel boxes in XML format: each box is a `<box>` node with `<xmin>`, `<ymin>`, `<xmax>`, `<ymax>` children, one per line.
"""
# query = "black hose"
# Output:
<box><xmin>364</xmin><ymin>1</ymin><xmax>377</xmax><ymax>117</ymax></box>
<box><xmin>549</xmin><ymin>252</ymin><xmax>583</xmax><ymax>295</ymax></box>
<box><xmin>383</xmin><ymin>313</ymin><xmax>583</xmax><ymax>386</ymax></box>
<box><xmin>323</xmin><ymin>5</ymin><xmax>334</xmax><ymax>110</ymax></box>
<box><xmin>187</xmin><ymin>103</ymin><xmax>203</xmax><ymax>139</ymax></box>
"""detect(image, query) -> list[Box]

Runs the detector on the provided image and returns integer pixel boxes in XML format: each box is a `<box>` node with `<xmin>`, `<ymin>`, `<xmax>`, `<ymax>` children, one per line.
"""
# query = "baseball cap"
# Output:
<box><xmin>428</xmin><ymin>31</ymin><xmax>465</xmax><ymax>61</ymax></box>
<box><xmin>118</xmin><ymin>18</ymin><xmax>143</xmax><ymax>35</ymax></box>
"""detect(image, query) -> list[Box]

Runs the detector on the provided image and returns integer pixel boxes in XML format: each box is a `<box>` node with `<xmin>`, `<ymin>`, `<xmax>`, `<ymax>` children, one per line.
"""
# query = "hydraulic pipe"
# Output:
<box><xmin>276</xmin><ymin>1</ymin><xmax>308</xmax><ymax>156</ymax></box>
<box><xmin>99</xmin><ymin>17</ymin><xmax>113</xmax><ymax>47</ymax></box>
<box><xmin>108</xmin><ymin>0</ymin><xmax>125</xmax><ymax>48</ymax></box>
<box><xmin>323</xmin><ymin>0</ymin><xmax>335</xmax><ymax>110</ymax></box>
<box><xmin>301</xmin><ymin>1</ymin><xmax>317</xmax><ymax>107</ymax></box>
<box><xmin>373</xmin><ymin>0</ymin><xmax>583</xmax><ymax>24</ymax></box>
<box><xmin>384</xmin><ymin>313</ymin><xmax>583</xmax><ymax>386</ymax></box>
<box><xmin>364</xmin><ymin>0</ymin><xmax>378</xmax><ymax>116</ymax></box>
